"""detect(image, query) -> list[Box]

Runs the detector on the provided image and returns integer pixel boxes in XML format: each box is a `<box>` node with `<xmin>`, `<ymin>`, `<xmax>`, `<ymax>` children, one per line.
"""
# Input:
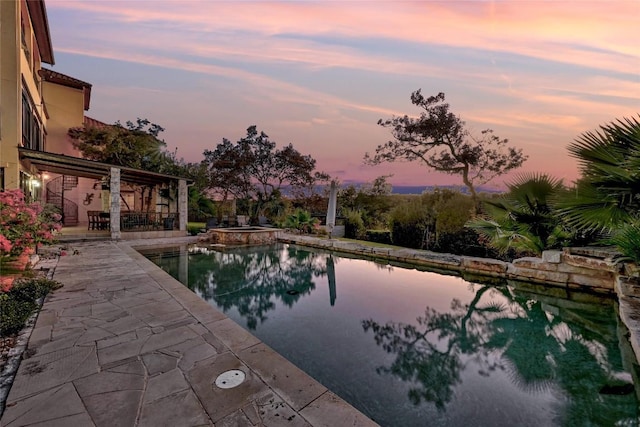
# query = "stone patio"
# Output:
<box><xmin>1</xmin><ymin>237</ymin><xmax>377</xmax><ymax>426</ymax></box>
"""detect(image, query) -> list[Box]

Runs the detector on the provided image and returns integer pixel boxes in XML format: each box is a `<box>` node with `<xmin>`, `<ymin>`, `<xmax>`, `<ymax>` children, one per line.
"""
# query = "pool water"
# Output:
<box><xmin>140</xmin><ymin>243</ymin><xmax>639</xmax><ymax>427</ymax></box>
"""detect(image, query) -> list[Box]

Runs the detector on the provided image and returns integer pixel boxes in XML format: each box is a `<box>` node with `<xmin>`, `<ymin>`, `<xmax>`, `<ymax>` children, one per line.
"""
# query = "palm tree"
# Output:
<box><xmin>558</xmin><ymin>117</ymin><xmax>640</xmax><ymax>262</ymax></box>
<box><xmin>188</xmin><ymin>186</ymin><xmax>216</xmax><ymax>221</ymax></box>
<box><xmin>467</xmin><ymin>173</ymin><xmax>569</xmax><ymax>255</ymax></box>
<box><xmin>559</xmin><ymin>116</ymin><xmax>640</xmax><ymax>233</ymax></box>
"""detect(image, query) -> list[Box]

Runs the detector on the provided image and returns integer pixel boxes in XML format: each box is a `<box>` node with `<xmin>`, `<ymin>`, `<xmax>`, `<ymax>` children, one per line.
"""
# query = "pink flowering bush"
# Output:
<box><xmin>0</xmin><ymin>189</ymin><xmax>62</xmax><ymax>258</ymax></box>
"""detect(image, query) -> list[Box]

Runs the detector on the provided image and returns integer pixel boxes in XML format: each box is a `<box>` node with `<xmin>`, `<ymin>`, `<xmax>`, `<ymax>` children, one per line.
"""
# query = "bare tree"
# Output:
<box><xmin>365</xmin><ymin>91</ymin><xmax>527</xmax><ymax>209</ymax></box>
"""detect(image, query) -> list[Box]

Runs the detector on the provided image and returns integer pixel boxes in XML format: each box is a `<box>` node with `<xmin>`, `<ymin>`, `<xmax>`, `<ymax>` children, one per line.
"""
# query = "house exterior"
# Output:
<box><xmin>0</xmin><ymin>0</ymin><xmax>188</xmax><ymax>239</ymax></box>
<box><xmin>0</xmin><ymin>0</ymin><xmax>53</xmax><ymax>198</ymax></box>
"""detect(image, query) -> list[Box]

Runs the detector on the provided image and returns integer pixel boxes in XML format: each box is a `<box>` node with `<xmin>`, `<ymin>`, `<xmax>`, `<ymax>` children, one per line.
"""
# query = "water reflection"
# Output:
<box><xmin>185</xmin><ymin>244</ymin><xmax>330</xmax><ymax>329</ymax></box>
<box><xmin>142</xmin><ymin>244</ymin><xmax>639</xmax><ymax>426</ymax></box>
<box><xmin>362</xmin><ymin>284</ymin><xmax>638</xmax><ymax>425</ymax></box>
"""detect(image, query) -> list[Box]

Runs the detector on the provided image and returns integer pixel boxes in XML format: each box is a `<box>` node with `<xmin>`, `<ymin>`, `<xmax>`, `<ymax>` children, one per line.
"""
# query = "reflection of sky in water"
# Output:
<box><xmin>142</xmin><ymin>243</ymin><xmax>639</xmax><ymax>427</ymax></box>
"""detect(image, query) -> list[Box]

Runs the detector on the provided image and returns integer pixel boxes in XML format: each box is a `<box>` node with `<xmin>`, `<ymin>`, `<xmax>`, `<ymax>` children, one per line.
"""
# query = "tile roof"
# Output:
<box><xmin>39</xmin><ymin>68</ymin><xmax>92</xmax><ymax>110</ymax></box>
<box><xmin>83</xmin><ymin>116</ymin><xmax>110</xmax><ymax>129</ymax></box>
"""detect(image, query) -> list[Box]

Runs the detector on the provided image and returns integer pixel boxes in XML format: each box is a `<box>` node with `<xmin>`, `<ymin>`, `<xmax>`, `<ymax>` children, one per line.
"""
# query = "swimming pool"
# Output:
<box><xmin>140</xmin><ymin>243</ymin><xmax>639</xmax><ymax>426</ymax></box>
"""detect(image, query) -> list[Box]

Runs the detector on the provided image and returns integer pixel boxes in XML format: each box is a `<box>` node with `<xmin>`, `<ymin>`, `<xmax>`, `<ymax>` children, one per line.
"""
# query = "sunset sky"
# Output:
<box><xmin>46</xmin><ymin>0</ymin><xmax>639</xmax><ymax>189</ymax></box>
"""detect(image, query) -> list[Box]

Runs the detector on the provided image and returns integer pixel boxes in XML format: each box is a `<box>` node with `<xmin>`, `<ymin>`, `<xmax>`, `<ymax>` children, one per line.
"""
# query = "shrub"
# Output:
<box><xmin>0</xmin><ymin>294</ymin><xmax>37</xmax><ymax>336</ymax></box>
<box><xmin>187</xmin><ymin>223</ymin><xmax>205</xmax><ymax>235</ymax></box>
<box><xmin>389</xmin><ymin>200</ymin><xmax>432</xmax><ymax>249</ymax></box>
<box><xmin>0</xmin><ymin>190</ymin><xmax>62</xmax><ymax>265</ymax></box>
<box><xmin>0</xmin><ymin>277</ymin><xmax>62</xmax><ymax>335</ymax></box>
<box><xmin>365</xmin><ymin>230</ymin><xmax>392</xmax><ymax>245</ymax></box>
<box><xmin>434</xmin><ymin>229</ymin><xmax>498</xmax><ymax>258</ymax></box>
<box><xmin>343</xmin><ymin>209</ymin><xmax>366</xmax><ymax>239</ymax></box>
<box><xmin>284</xmin><ymin>209</ymin><xmax>318</xmax><ymax>233</ymax></box>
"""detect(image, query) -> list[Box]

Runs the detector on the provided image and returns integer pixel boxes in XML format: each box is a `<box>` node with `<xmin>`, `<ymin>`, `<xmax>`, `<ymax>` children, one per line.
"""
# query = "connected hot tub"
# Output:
<box><xmin>201</xmin><ymin>226</ymin><xmax>279</xmax><ymax>245</ymax></box>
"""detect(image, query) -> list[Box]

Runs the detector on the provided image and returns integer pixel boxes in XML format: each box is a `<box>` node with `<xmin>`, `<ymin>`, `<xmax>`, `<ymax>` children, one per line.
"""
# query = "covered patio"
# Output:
<box><xmin>19</xmin><ymin>148</ymin><xmax>190</xmax><ymax>240</ymax></box>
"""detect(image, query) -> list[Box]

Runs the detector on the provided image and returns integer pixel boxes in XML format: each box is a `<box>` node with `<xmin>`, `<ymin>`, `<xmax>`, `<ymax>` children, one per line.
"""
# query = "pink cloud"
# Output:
<box><xmin>46</xmin><ymin>0</ymin><xmax>638</xmax><ymax>187</ymax></box>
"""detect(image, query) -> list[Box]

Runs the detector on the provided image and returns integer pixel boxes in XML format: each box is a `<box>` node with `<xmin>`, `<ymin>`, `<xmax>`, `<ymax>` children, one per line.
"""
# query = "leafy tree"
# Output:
<box><xmin>70</xmin><ymin>118</ymin><xmax>216</xmax><ymax>216</ymax></box>
<box><xmin>203</xmin><ymin>126</ymin><xmax>326</xmax><ymax>221</ymax></box>
<box><xmin>203</xmin><ymin>137</ymin><xmax>254</xmax><ymax>210</ymax></box>
<box><xmin>68</xmin><ymin>118</ymin><xmax>170</xmax><ymax>171</ymax></box>
<box><xmin>365</xmin><ymin>91</ymin><xmax>527</xmax><ymax>208</ymax></box>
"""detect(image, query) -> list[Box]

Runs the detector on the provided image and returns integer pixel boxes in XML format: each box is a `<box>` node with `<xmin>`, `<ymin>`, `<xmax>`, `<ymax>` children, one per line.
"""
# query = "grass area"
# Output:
<box><xmin>187</xmin><ymin>222</ymin><xmax>206</xmax><ymax>235</ymax></box>
<box><xmin>336</xmin><ymin>237</ymin><xmax>406</xmax><ymax>250</ymax></box>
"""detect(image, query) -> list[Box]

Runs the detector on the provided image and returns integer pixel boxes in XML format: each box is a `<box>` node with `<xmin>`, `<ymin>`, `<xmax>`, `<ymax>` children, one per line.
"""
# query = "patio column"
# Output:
<box><xmin>178</xmin><ymin>179</ymin><xmax>187</xmax><ymax>232</ymax></box>
<box><xmin>110</xmin><ymin>167</ymin><xmax>121</xmax><ymax>240</ymax></box>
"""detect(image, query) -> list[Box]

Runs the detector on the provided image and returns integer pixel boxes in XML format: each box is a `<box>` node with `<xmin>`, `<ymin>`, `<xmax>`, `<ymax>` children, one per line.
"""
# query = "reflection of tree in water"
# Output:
<box><xmin>362</xmin><ymin>285</ymin><xmax>503</xmax><ymax>410</ymax></box>
<box><xmin>187</xmin><ymin>244</ymin><xmax>328</xmax><ymax>329</ymax></box>
<box><xmin>362</xmin><ymin>284</ymin><xmax>638</xmax><ymax>424</ymax></box>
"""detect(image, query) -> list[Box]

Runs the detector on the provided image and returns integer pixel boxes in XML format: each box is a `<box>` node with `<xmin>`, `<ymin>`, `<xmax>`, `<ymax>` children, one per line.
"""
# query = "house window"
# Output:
<box><xmin>19</xmin><ymin>171</ymin><xmax>32</xmax><ymax>201</ymax></box>
<box><xmin>21</xmin><ymin>90</ymin><xmax>43</xmax><ymax>151</ymax></box>
<box><xmin>21</xmin><ymin>18</ymin><xmax>31</xmax><ymax>66</ymax></box>
<box><xmin>19</xmin><ymin>172</ymin><xmax>42</xmax><ymax>202</ymax></box>
<box><xmin>0</xmin><ymin>168</ymin><xmax>4</xmax><ymax>191</ymax></box>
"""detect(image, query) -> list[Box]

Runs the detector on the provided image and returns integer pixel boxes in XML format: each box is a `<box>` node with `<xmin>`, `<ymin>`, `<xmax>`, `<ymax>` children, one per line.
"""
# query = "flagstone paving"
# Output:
<box><xmin>1</xmin><ymin>238</ymin><xmax>377</xmax><ymax>427</ymax></box>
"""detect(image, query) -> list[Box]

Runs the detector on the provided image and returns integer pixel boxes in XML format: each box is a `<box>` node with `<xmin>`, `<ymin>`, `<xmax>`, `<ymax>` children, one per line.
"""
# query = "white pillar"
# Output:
<box><xmin>325</xmin><ymin>181</ymin><xmax>338</xmax><ymax>237</ymax></box>
<box><xmin>110</xmin><ymin>167</ymin><xmax>121</xmax><ymax>240</ymax></box>
<box><xmin>178</xmin><ymin>179</ymin><xmax>187</xmax><ymax>233</ymax></box>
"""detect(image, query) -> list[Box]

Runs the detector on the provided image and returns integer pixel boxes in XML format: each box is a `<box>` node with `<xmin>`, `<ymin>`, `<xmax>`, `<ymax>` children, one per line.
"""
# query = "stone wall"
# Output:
<box><xmin>278</xmin><ymin>234</ymin><xmax>621</xmax><ymax>294</ymax></box>
<box><xmin>507</xmin><ymin>248</ymin><xmax>620</xmax><ymax>293</ymax></box>
<box><xmin>199</xmin><ymin>227</ymin><xmax>279</xmax><ymax>245</ymax></box>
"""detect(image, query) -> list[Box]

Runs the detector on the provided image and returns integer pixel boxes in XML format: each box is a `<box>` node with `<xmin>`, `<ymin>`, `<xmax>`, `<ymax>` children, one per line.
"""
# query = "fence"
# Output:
<box><xmin>120</xmin><ymin>211</ymin><xmax>179</xmax><ymax>232</ymax></box>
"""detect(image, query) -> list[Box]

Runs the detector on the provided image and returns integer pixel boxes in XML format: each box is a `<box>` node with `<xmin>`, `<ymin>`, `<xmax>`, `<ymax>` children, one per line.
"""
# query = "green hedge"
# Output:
<box><xmin>187</xmin><ymin>222</ymin><xmax>206</xmax><ymax>235</ymax></box>
<box><xmin>0</xmin><ymin>277</ymin><xmax>62</xmax><ymax>336</ymax></box>
<box><xmin>365</xmin><ymin>230</ymin><xmax>392</xmax><ymax>245</ymax></box>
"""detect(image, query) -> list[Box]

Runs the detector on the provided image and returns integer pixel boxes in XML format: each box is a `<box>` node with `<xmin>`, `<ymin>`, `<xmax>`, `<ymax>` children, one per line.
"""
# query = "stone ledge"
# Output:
<box><xmin>563</xmin><ymin>253</ymin><xmax>620</xmax><ymax>273</ymax></box>
<box><xmin>461</xmin><ymin>257</ymin><xmax>507</xmax><ymax>275</ymax></box>
<box><xmin>506</xmin><ymin>265</ymin><xmax>569</xmax><ymax>285</ymax></box>
<box><xmin>512</xmin><ymin>257</ymin><xmax>558</xmax><ymax>272</ymax></box>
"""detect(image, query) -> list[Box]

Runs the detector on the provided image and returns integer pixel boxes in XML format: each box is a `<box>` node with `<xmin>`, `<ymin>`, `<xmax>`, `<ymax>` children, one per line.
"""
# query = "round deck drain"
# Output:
<box><xmin>214</xmin><ymin>370</ymin><xmax>245</xmax><ymax>389</ymax></box>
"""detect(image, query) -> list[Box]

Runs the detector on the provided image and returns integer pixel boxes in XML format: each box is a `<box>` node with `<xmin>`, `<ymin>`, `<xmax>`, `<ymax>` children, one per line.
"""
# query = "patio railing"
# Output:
<box><xmin>120</xmin><ymin>211</ymin><xmax>179</xmax><ymax>232</ymax></box>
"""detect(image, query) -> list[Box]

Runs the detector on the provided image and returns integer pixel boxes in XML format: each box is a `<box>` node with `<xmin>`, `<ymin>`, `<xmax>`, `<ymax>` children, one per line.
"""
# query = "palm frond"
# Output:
<box><xmin>560</xmin><ymin>116</ymin><xmax>640</xmax><ymax>233</ymax></box>
<box><xmin>607</xmin><ymin>222</ymin><xmax>640</xmax><ymax>263</ymax></box>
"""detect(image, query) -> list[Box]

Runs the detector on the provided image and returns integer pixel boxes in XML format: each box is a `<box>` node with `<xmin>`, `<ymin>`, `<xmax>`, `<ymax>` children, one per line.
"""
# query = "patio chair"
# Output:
<box><xmin>87</xmin><ymin>211</ymin><xmax>98</xmax><ymax>230</ymax></box>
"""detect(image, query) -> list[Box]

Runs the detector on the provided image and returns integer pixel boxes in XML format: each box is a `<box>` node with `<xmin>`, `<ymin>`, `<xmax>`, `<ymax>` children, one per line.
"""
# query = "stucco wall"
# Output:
<box><xmin>41</xmin><ymin>82</ymin><xmax>85</xmax><ymax>156</ymax></box>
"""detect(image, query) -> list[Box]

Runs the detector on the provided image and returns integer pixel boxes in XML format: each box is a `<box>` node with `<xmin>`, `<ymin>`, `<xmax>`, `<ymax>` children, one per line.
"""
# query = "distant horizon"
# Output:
<box><xmin>388</xmin><ymin>184</ymin><xmax>503</xmax><ymax>195</ymax></box>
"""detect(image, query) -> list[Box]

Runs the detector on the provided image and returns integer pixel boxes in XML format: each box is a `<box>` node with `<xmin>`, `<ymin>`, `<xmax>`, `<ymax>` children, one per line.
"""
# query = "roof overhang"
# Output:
<box><xmin>40</xmin><ymin>68</ymin><xmax>92</xmax><ymax>110</ymax></box>
<box><xmin>19</xmin><ymin>148</ymin><xmax>192</xmax><ymax>187</ymax></box>
<box><xmin>26</xmin><ymin>0</ymin><xmax>54</xmax><ymax>65</ymax></box>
